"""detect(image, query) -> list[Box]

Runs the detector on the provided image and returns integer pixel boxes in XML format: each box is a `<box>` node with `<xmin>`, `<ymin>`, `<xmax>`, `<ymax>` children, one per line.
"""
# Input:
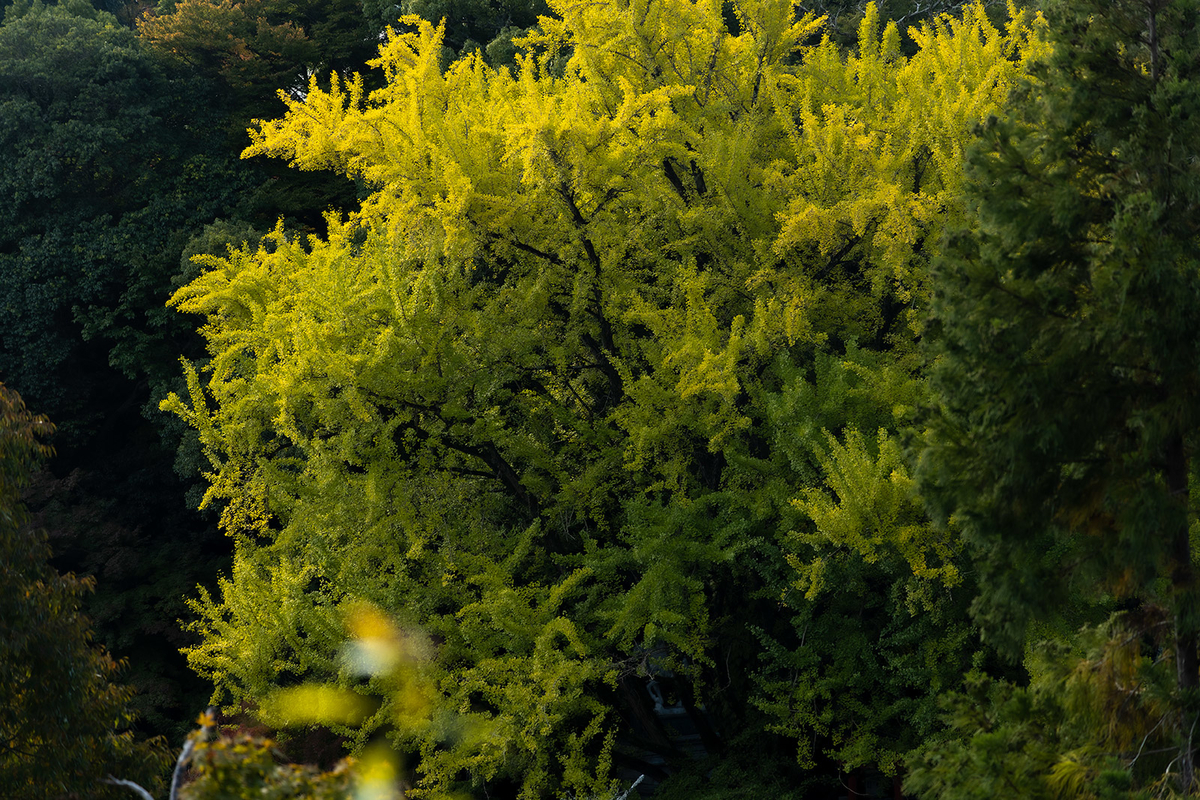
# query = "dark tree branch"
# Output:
<box><xmin>663</xmin><ymin>157</ymin><xmax>689</xmax><ymax>202</ymax></box>
<box><xmin>496</xmin><ymin>236</ymin><xmax>565</xmax><ymax>265</ymax></box>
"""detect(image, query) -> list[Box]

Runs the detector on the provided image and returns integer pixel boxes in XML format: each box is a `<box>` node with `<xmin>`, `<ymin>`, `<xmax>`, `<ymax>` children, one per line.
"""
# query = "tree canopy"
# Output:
<box><xmin>163</xmin><ymin>1</ymin><xmax>1047</xmax><ymax>795</ymax></box>
<box><xmin>0</xmin><ymin>0</ymin><xmax>248</xmax><ymax>430</ymax></box>
<box><xmin>918</xmin><ymin>0</ymin><xmax>1200</xmax><ymax>790</ymax></box>
<box><xmin>0</xmin><ymin>383</ymin><xmax>169</xmax><ymax>798</ymax></box>
<box><xmin>138</xmin><ymin>0</ymin><xmax>378</xmax><ymax>127</ymax></box>
<box><xmin>0</xmin><ymin>0</ymin><xmax>258</xmax><ymax>739</ymax></box>
<box><xmin>25</xmin><ymin>0</ymin><xmax>1200</xmax><ymax>795</ymax></box>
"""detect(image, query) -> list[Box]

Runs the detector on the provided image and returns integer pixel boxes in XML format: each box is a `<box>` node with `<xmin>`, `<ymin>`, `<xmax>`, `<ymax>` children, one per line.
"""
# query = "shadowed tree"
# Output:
<box><xmin>0</xmin><ymin>0</ymin><xmax>244</xmax><ymax>741</ymax></box>
<box><xmin>0</xmin><ymin>383</ymin><xmax>170</xmax><ymax>799</ymax></box>
<box><xmin>919</xmin><ymin>0</ymin><xmax>1200</xmax><ymax>788</ymax></box>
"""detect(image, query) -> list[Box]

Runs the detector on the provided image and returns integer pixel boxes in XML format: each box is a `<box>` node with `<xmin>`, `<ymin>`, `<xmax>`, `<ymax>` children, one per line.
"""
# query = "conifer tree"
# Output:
<box><xmin>919</xmin><ymin>0</ymin><xmax>1200</xmax><ymax>787</ymax></box>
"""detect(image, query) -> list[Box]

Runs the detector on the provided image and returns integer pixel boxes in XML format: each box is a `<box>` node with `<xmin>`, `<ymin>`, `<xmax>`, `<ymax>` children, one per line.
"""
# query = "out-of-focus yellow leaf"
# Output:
<box><xmin>259</xmin><ymin>684</ymin><xmax>374</xmax><ymax>726</ymax></box>
<box><xmin>354</xmin><ymin>743</ymin><xmax>402</xmax><ymax>800</ymax></box>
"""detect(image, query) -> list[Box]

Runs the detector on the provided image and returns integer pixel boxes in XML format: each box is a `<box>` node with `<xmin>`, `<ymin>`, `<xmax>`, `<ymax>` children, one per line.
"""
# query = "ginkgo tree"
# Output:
<box><xmin>163</xmin><ymin>1</ymin><xmax>1046</xmax><ymax>795</ymax></box>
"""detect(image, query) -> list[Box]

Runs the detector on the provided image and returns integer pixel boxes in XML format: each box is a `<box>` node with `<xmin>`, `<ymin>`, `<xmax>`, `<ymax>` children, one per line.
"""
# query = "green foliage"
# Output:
<box><xmin>179</xmin><ymin>728</ymin><xmax>355</xmax><ymax>800</ymax></box>
<box><xmin>918</xmin><ymin>0</ymin><xmax>1200</xmax><ymax>788</ymax></box>
<box><xmin>802</xmin><ymin>0</ymin><xmax>1012</xmax><ymax>50</ymax></box>
<box><xmin>163</xmin><ymin>0</ymin><xmax>1045</xmax><ymax>794</ymax></box>
<box><xmin>139</xmin><ymin>0</ymin><xmax>378</xmax><ymax>128</ymax></box>
<box><xmin>0</xmin><ymin>0</ymin><xmax>250</xmax><ymax>742</ymax></box>
<box><xmin>0</xmin><ymin>383</ymin><xmax>171</xmax><ymax>798</ymax></box>
<box><xmin>384</xmin><ymin>0</ymin><xmax>549</xmax><ymax>60</ymax></box>
<box><xmin>907</xmin><ymin>614</ymin><xmax>1180</xmax><ymax>800</ymax></box>
<box><xmin>0</xmin><ymin>0</ymin><xmax>248</xmax><ymax>428</ymax></box>
<box><xmin>919</xmin><ymin>0</ymin><xmax>1200</xmax><ymax>652</ymax></box>
<box><xmin>752</xmin><ymin>347</ymin><xmax>976</xmax><ymax>772</ymax></box>
<box><xmin>3</xmin><ymin>0</ymin><xmax>106</xmax><ymax>22</ymax></box>
<box><xmin>137</xmin><ymin>0</ymin><xmax>374</xmax><ymax>248</ymax></box>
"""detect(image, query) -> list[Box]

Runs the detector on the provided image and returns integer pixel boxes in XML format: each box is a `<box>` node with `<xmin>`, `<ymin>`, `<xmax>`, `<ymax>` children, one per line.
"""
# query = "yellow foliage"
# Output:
<box><xmin>790</xmin><ymin>427</ymin><xmax>961</xmax><ymax>605</ymax></box>
<box><xmin>162</xmin><ymin>0</ymin><xmax>1049</xmax><ymax>792</ymax></box>
<box><xmin>258</xmin><ymin>685</ymin><xmax>375</xmax><ymax>726</ymax></box>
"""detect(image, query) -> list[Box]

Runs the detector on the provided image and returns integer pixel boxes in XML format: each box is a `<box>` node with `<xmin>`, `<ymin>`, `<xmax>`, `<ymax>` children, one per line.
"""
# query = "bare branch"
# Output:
<box><xmin>102</xmin><ymin>777</ymin><xmax>155</xmax><ymax>800</ymax></box>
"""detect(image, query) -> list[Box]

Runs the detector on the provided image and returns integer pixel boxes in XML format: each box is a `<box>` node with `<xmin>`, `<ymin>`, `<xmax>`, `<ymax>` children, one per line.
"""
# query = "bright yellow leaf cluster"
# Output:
<box><xmin>162</xmin><ymin>0</ymin><xmax>1049</xmax><ymax>793</ymax></box>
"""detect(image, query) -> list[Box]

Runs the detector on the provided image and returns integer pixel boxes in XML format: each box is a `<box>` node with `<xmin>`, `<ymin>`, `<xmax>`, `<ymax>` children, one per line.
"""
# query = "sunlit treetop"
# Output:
<box><xmin>164</xmin><ymin>1</ymin><xmax>1048</xmax><ymax>794</ymax></box>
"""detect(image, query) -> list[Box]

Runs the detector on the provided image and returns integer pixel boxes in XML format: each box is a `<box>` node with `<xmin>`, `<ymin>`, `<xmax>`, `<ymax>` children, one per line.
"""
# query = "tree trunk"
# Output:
<box><xmin>1168</xmin><ymin>434</ymin><xmax>1198</xmax><ymax>792</ymax></box>
<box><xmin>1178</xmin><ymin>618</ymin><xmax>1198</xmax><ymax>793</ymax></box>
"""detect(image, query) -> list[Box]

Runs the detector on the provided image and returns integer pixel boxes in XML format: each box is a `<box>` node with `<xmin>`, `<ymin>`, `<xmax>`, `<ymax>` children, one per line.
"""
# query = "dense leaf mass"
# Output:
<box><xmin>0</xmin><ymin>0</ymin><xmax>254</xmax><ymax>741</ymax></box>
<box><xmin>162</xmin><ymin>1</ymin><xmax>1045</xmax><ymax>794</ymax></box>
<box><xmin>10</xmin><ymin>0</ymin><xmax>1200</xmax><ymax>796</ymax></box>
<box><xmin>918</xmin><ymin>0</ymin><xmax>1200</xmax><ymax>791</ymax></box>
<box><xmin>922</xmin><ymin>0</ymin><xmax>1200</xmax><ymax>650</ymax></box>
<box><xmin>0</xmin><ymin>2</ymin><xmax>243</xmax><ymax>425</ymax></box>
<box><xmin>0</xmin><ymin>383</ymin><xmax>170</xmax><ymax>798</ymax></box>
